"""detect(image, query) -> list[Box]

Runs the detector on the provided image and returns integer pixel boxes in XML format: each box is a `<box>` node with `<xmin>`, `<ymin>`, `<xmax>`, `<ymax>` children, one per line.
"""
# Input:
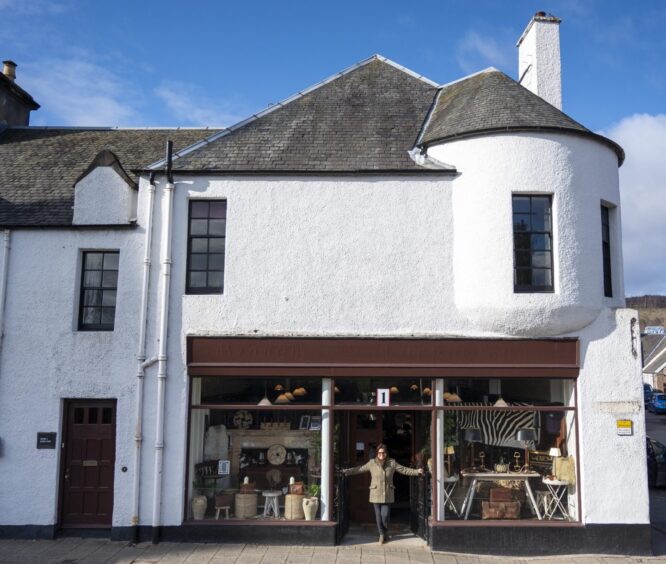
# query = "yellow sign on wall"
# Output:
<box><xmin>616</xmin><ymin>419</ymin><xmax>633</xmax><ymax>436</ymax></box>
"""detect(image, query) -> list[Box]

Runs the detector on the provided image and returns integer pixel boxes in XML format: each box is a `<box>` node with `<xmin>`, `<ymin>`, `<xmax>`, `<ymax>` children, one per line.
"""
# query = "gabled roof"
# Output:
<box><xmin>74</xmin><ymin>149</ymin><xmax>136</xmax><ymax>189</ymax></box>
<box><xmin>419</xmin><ymin>69</ymin><xmax>624</xmax><ymax>164</ymax></box>
<box><xmin>0</xmin><ymin>128</ymin><xmax>221</xmax><ymax>226</ymax></box>
<box><xmin>0</xmin><ymin>71</ymin><xmax>39</xmax><ymax>111</ymax></box>
<box><xmin>167</xmin><ymin>56</ymin><xmax>441</xmax><ymax>173</ymax></box>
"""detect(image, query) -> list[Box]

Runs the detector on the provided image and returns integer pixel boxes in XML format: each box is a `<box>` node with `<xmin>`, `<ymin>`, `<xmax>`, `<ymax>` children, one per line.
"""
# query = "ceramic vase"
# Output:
<box><xmin>302</xmin><ymin>497</ymin><xmax>319</xmax><ymax>521</ymax></box>
<box><xmin>192</xmin><ymin>495</ymin><xmax>208</xmax><ymax>520</ymax></box>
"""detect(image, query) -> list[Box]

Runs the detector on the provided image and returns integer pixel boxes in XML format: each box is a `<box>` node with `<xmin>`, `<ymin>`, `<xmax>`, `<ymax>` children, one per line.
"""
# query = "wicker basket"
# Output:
<box><xmin>235</xmin><ymin>493</ymin><xmax>258</xmax><ymax>519</ymax></box>
<box><xmin>285</xmin><ymin>494</ymin><xmax>305</xmax><ymax>520</ymax></box>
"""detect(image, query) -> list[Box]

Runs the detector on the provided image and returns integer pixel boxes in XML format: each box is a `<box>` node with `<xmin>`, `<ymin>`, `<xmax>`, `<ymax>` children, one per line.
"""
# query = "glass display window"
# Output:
<box><xmin>334</xmin><ymin>378</ymin><xmax>433</xmax><ymax>406</ymax></box>
<box><xmin>437</xmin><ymin>377</ymin><xmax>578</xmax><ymax>522</ymax></box>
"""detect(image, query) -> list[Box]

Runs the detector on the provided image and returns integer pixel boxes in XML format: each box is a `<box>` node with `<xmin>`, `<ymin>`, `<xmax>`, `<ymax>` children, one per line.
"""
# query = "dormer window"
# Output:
<box><xmin>512</xmin><ymin>195</ymin><xmax>554</xmax><ymax>293</ymax></box>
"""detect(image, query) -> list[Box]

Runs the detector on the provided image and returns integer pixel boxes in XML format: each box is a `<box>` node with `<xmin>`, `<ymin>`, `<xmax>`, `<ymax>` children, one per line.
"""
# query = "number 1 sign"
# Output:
<box><xmin>377</xmin><ymin>388</ymin><xmax>390</xmax><ymax>407</ymax></box>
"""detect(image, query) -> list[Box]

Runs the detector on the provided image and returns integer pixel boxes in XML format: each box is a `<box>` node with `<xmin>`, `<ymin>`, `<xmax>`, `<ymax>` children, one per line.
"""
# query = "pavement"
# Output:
<box><xmin>0</xmin><ymin>530</ymin><xmax>664</xmax><ymax>564</ymax></box>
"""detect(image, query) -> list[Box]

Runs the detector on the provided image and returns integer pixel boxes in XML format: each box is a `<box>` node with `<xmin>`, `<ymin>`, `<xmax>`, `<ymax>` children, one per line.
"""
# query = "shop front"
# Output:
<box><xmin>185</xmin><ymin>337</ymin><xmax>581</xmax><ymax>550</ymax></box>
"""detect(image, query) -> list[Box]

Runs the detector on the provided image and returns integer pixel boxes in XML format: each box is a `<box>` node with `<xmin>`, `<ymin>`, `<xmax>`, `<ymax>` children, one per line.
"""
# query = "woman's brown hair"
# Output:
<box><xmin>376</xmin><ymin>443</ymin><xmax>388</xmax><ymax>455</ymax></box>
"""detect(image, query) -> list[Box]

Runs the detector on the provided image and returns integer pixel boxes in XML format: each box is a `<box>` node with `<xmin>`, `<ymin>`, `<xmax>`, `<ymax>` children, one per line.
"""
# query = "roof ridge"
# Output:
<box><xmin>438</xmin><ymin>67</ymin><xmax>501</xmax><ymax>91</ymax></box>
<box><xmin>147</xmin><ymin>55</ymin><xmax>439</xmax><ymax>171</ymax></box>
<box><xmin>7</xmin><ymin>126</ymin><xmax>223</xmax><ymax>131</ymax></box>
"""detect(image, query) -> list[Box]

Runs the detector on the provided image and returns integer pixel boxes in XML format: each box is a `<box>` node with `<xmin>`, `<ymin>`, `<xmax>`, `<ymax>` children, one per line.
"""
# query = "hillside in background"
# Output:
<box><xmin>627</xmin><ymin>296</ymin><xmax>666</xmax><ymax>332</ymax></box>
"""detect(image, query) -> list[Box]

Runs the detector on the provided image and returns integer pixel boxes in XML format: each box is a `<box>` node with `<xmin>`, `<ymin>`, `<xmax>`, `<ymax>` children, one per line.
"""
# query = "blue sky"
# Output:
<box><xmin>2</xmin><ymin>0</ymin><xmax>666</xmax><ymax>296</ymax></box>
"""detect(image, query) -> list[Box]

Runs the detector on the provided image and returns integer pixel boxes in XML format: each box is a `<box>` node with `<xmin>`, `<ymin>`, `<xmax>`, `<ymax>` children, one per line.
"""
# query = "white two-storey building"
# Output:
<box><xmin>0</xmin><ymin>14</ymin><xmax>650</xmax><ymax>555</ymax></box>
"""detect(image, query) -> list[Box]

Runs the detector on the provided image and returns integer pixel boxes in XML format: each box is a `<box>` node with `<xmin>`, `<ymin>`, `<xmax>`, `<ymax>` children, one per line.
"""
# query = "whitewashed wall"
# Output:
<box><xmin>0</xmin><ymin>227</ymin><xmax>145</xmax><ymax>527</ymax></box>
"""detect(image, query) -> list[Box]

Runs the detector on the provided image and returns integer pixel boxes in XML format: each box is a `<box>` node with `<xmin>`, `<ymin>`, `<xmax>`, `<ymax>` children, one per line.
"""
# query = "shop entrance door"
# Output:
<box><xmin>343</xmin><ymin>411</ymin><xmax>419</xmax><ymax>525</ymax></box>
<box><xmin>59</xmin><ymin>400</ymin><xmax>116</xmax><ymax>528</ymax></box>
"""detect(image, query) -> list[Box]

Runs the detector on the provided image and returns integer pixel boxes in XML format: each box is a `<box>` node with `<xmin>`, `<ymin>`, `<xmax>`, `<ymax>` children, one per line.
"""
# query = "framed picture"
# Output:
<box><xmin>309</xmin><ymin>415</ymin><xmax>322</xmax><ymax>431</ymax></box>
<box><xmin>299</xmin><ymin>415</ymin><xmax>311</xmax><ymax>430</ymax></box>
<box><xmin>217</xmin><ymin>459</ymin><xmax>230</xmax><ymax>475</ymax></box>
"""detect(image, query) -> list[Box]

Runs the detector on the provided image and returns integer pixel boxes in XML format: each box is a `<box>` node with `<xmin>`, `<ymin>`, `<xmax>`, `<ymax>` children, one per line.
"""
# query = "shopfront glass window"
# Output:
<box><xmin>188</xmin><ymin>377</ymin><xmax>325</xmax><ymax>522</ymax></box>
<box><xmin>334</xmin><ymin>378</ymin><xmax>433</xmax><ymax>406</ymax></box>
<box><xmin>438</xmin><ymin>378</ymin><xmax>578</xmax><ymax>522</ymax></box>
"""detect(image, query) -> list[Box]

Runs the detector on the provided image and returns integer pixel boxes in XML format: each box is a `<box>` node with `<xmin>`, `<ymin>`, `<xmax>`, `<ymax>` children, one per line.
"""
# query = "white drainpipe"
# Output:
<box><xmin>130</xmin><ymin>176</ymin><xmax>157</xmax><ymax>542</ymax></box>
<box><xmin>0</xmin><ymin>230</ymin><xmax>11</xmax><ymax>350</ymax></box>
<box><xmin>151</xmin><ymin>167</ymin><xmax>175</xmax><ymax>542</ymax></box>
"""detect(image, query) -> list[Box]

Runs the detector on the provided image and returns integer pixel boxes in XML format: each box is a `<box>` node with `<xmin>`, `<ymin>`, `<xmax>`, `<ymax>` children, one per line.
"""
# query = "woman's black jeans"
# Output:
<box><xmin>372</xmin><ymin>503</ymin><xmax>391</xmax><ymax>535</ymax></box>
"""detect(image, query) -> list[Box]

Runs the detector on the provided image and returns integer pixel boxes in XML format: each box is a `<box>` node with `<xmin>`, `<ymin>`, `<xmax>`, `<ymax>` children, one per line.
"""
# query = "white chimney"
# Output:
<box><xmin>517</xmin><ymin>12</ymin><xmax>562</xmax><ymax>110</ymax></box>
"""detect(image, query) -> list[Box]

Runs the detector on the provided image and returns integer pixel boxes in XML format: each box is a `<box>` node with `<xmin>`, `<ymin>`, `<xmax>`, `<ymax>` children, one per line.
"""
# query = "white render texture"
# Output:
<box><xmin>73</xmin><ymin>166</ymin><xmax>138</xmax><ymax>225</ymax></box>
<box><xmin>428</xmin><ymin>132</ymin><xmax>624</xmax><ymax>337</ymax></box>
<box><xmin>574</xmin><ymin>308</ymin><xmax>648</xmax><ymax>523</ymax></box>
<box><xmin>0</xmin><ymin>227</ymin><xmax>145</xmax><ymax>527</ymax></box>
<box><xmin>518</xmin><ymin>15</ymin><xmax>562</xmax><ymax>109</ymax></box>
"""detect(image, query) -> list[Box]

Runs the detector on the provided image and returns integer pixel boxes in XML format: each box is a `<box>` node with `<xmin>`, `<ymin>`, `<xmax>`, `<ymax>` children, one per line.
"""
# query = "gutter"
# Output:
<box><xmin>151</xmin><ymin>141</ymin><xmax>175</xmax><ymax>543</ymax></box>
<box><xmin>0</xmin><ymin>230</ymin><xmax>10</xmax><ymax>352</ymax></box>
<box><xmin>130</xmin><ymin>171</ymin><xmax>158</xmax><ymax>544</ymax></box>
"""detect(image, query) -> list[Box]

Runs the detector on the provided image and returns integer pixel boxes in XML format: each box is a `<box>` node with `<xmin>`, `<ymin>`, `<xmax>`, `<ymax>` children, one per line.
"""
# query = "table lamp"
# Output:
<box><xmin>464</xmin><ymin>428</ymin><xmax>482</xmax><ymax>468</ymax></box>
<box><xmin>515</xmin><ymin>428</ymin><xmax>537</xmax><ymax>470</ymax></box>
<box><xmin>549</xmin><ymin>447</ymin><xmax>561</xmax><ymax>476</ymax></box>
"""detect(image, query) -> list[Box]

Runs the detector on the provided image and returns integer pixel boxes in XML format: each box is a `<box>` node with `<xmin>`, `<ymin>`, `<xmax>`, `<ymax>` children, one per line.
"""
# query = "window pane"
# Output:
<box><xmin>209</xmin><ymin>237</ymin><xmax>225</xmax><ymax>252</ymax></box>
<box><xmin>514</xmin><ymin>233</ymin><xmax>530</xmax><ymax>250</ymax></box>
<box><xmin>82</xmin><ymin>307</ymin><xmax>100</xmax><ymax>325</ymax></box>
<box><xmin>207</xmin><ymin>271</ymin><xmax>223</xmax><ymax>288</ymax></box>
<box><xmin>208</xmin><ymin>253</ymin><xmax>225</xmax><ymax>270</ymax></box>
<box><xmin>85</xmin><ymin>253</ymin><xmax>103</xmax><ymax>269</ymax></box>
<box><xmin>512</xmin><ymin>196</ymin><xmax>531</xmax><ymax>214</ymax></box>
<box><xmin>532</xmin><ymin>251</ymin><xmax>551</xmax><ymax>268</ymax></box>
<box><xmin>102</xmin><ymin>290</ymin><xmax>116</xmax><ymax>307</ymax></box>
<box><xmin>531</xmin><ymin>234</ymin><xmax>551</xmax><ymax>250</ymax></box>
<box><xmin>83</xmin><ymin>271</ymin><xmax>102</xmax><ymax>288</ymax></box>
<box><xmin>83</xmin><ymin>289</ymin><xmax>102</xmax><ymax>306</ymax></box>
<box><xmin>88</xmin><ymin>408</ymin><xmax>98</xmax><ymax>424</ymax></box>
<box><xmin>74</xmin><ymin>407</ymin><xmax>84</xmax><ymax>424</ymax></box>
<box><xmin>190</xmin><ymin>254</ymin><xmax>207</xmax><ymax>270</ymax></box>
<box><xmin>209</xmin><ymin>201</ymin><xmax>227</xmax><ymax>219</ymax></box>
<box><xmin>515</xmin><ymin>269</ymin><xmax>531</xmax><ymax>286</ymax></box>
<box><xmin>189</xmin><ymin>272</ymin><xmax>207</xmax><ymax>288</ymax></box>
<box><xmin>531</xmin><ymin>213</ymin><xmax>551</xmax><ymax>231</ymax></box>
<box><xmin>532</xmin><ymin>269</ymin><xmax>552</xmax><ymax>287</ymax></box>
<box><xmin>190</xmin><ymin>219</ymin><xmax>208</xmax><ymax>236</ymax></box>
<box><xmin>191</xmin><ymin>201</ymin><xmax>209</xmax><ymax>219</ymax></box>
<box><xmin>515</xmin><ymin>251</ymin><xmax>531</xmax><ymax>268</ymax></box>
<box><xmin>103</xmin><ymin>253</ymin><xmax>119</xmax><ymax>270</ymax></box>
<box><xmin>513</xmin><ymin>214</ymin><xmax>530</xmax><ymax>231</ymax></box>
<box><xmin>191</xmin><ymin>238</ymin><xmax>208</xmax><ymax>253</ymax></box>
<box><xmin>102</xmin><ymin>271</ymin><xmax>118</xmax><ymax>288</ymax></box>
<box><xmin>101</xmin><ymin>308</ymin><xmax>115</xmax><ymax>325</ymax></box>
<box><xmin>102</xmin><ymin>408</ymin><xmax>113</xmax><ymax>424</ymax></box>
<box><xmin>531</xmin><ymin>197</ymin><xmax>551</xmax><ymax>215</ymax></box>
<box><xmin>208</xmin><ymin>219</ymin><xmax>226</xmax><ymax>236</ymax></box>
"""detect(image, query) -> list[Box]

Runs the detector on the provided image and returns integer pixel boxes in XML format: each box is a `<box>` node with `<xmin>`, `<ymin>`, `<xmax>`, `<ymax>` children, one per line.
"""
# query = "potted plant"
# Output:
<box><xmin>302</xmin><ymin>483</ymin><xmax>320</xmax><ymax>520</ymax></box>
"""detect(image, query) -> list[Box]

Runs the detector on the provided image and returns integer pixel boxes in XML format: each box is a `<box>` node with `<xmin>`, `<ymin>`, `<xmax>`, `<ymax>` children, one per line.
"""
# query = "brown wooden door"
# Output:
<box><xmin>348</xmin><ymin>412</ymin><xmax>382</xmax><ymax>523</ymax></box>
<box><xmin>60</xmin><ymin>400</ymin><xmax>116</xmax><ymax>527</ymax></box>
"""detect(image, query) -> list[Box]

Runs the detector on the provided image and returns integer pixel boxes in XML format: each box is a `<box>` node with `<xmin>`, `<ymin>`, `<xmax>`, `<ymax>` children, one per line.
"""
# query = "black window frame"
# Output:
<box><xmin>601</xmin><ymin>204</ymin><xmax>613</xmax><ymax>298</ymax></box>
<box><xmin>512</xmin><ymin>194</ymin><xmax>554</xmax><ymax>293</ymax></box>
<box><xmin>186</xmin><ymin>199</ymin><xmax>227</xmax><ymax>295</ymax></box>
<box><xmin>78</xmin><ymin>250</ymin><xmax>119</xmax><ymax>331</ymax></box>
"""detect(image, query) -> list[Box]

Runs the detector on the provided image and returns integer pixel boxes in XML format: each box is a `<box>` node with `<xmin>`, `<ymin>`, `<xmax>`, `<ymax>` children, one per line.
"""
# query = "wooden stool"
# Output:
<box><xmin>215</xmin><ymin>505</ymin><xmax>230</xmax><ymax>519</ymax></box>
<box><xmin>285</xmin><ymin>493</ymin><xmax>305</xmax><ymax>520</ymax></box>
<box><xmin>262</xmin><ymin>490</ymin><xmax>281</xmax><ymax>518</ymax></box>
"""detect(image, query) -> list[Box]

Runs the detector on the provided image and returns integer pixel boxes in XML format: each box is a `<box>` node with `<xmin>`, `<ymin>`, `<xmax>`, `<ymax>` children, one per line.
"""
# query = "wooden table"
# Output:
<box><xmin>459</xmin><ymin>471</ymin><xmax>542</xmax><ymax>520</ymax></box>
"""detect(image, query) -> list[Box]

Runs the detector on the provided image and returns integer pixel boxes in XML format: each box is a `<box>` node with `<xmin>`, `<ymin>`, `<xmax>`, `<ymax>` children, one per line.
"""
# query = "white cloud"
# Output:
<box><xmin>0</xmin><ymin>0</ymin><xmax>69</xmax><ymax>15</ymax></box>
<box><xmin>155</xmin><ymin>82</ymin><xmax>247</xmax><ymax>127</ymax></box>
<box><xmin>456</xmin><ymin>30</ymin><xmax>511</xmax><ymax>74</ymax></box>
<box><xmin>604</xmin><ymin>114</ymin><xmax>666</xmax><ymax>296</ymax></box>
<box><xmin>20</xmin><ymin>58</ymin><xmax>139</xmax><ymax>126</ymax></box>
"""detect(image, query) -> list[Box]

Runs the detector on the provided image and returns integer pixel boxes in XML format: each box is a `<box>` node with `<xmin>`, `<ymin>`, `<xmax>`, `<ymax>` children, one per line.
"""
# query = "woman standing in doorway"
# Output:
<box><xmin>342</xmin><ymin>443</ymin><xmax>423</xmax><ymax>544</ymax></box>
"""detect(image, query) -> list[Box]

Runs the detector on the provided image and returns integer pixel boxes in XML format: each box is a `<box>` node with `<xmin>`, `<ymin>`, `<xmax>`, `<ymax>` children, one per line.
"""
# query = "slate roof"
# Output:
<box><xmin>419</xmin><ymin>69</ymin><xmax>624</xmax><ymax>163</ymax></box>
<box><xmin>168</xmin><ymin>57</ymin><xmax>439</xmax><ymax>172</ymax></box>
<box><xmin>0</xmin><ymin>128</ymin><xmax>221</xmax><ymax>226</ymax></box>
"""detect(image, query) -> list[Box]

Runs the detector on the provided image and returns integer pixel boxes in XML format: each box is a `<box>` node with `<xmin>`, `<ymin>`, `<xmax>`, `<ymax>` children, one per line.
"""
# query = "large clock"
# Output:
<box><xmin>233</xmin><ymin>410</ymin><xmax>253</xmax><ymax>429</ymax></box>
<box><xmin>267</xmin><ymin>444</ymin><xmax>287</xmax><ymax>465</ymax></box>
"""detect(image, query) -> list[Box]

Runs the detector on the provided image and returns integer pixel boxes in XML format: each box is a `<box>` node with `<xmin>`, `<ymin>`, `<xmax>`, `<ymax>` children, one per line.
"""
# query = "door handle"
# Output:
<box><xmin>64</xmin><ymin>468</ymin><xmax>70</xmax><ymax>481</ymax></box>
